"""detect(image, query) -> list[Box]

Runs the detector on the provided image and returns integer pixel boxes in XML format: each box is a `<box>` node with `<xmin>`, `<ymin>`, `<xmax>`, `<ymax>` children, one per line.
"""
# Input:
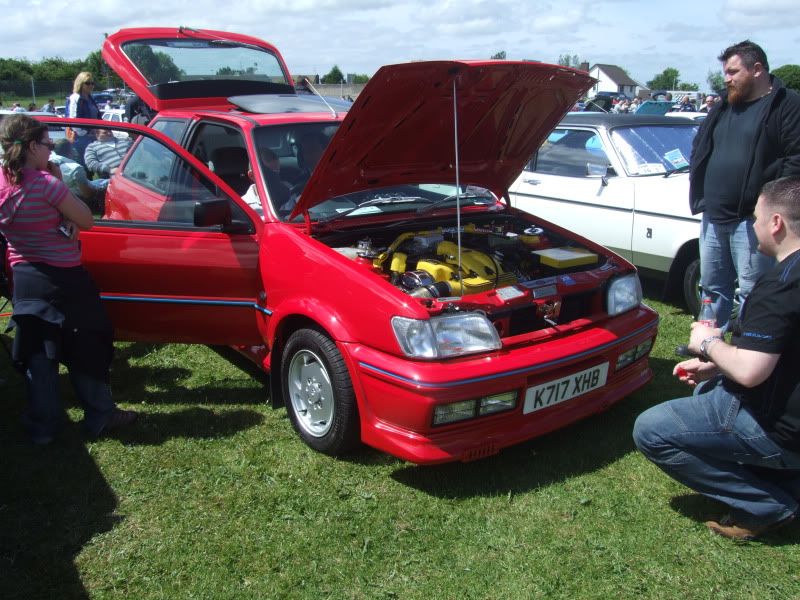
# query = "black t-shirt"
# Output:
<box><xmin>703</xmin><ymin>95</ymin><xmax>771</xmax><ymax>223</ymax></box>
<box><xmin>725</xmin><ymin>248</ymin><xmax>800</xmax><ymax>449</ymax></box>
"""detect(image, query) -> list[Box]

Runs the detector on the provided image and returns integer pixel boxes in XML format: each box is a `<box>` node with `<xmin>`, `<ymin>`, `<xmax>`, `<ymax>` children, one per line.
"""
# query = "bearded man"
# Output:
<box><xmin>689</xmin><ymin>40</ymin><xmax>800</xmax><ymax>328</ymax></box>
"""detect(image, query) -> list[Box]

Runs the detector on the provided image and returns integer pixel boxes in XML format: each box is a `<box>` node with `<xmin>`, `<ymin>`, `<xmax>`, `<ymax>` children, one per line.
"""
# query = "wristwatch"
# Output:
<box><xmin>700</xmin><ymin>335</ymin><xmax>723</xmax><ymax>359</ymax></box>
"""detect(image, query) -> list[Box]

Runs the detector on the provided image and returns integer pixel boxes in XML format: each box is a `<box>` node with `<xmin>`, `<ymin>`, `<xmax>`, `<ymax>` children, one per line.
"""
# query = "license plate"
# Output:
<box><xmin>523</xmin><ymin>363</ymin><xmax>609</xmax><ymax>414</ymax></box>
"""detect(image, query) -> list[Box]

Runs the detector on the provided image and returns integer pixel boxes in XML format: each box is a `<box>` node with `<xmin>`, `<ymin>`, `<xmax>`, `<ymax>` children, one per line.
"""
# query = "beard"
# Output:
<box><xmin>727</xmin><ymin>77</ymin><xmax>755</xmax><ymax>105</ymax></box>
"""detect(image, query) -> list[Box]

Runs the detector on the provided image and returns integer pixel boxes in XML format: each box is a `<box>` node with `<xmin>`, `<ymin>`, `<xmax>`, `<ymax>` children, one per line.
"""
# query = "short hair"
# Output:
<box><xmin>72</xmin><ymin>71</ymin><xmax>95</xmax><ymax>94</ymax></box>
<box><xmin>718</xmin><ymin>40</ymin><xmax>769</xmax><ymax>72</ymax></box>
<box><xmin>760</xmin><ymin>176</ymin><xmax>800</xmax><ymax>236</ymax></box>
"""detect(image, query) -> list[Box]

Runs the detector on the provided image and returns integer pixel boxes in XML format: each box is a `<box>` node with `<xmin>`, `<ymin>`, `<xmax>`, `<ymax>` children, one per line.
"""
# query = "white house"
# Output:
<box><xmin>588</xmin><ymin>64</ymin><xmax>638</xmax><ymax>98</ymax></box>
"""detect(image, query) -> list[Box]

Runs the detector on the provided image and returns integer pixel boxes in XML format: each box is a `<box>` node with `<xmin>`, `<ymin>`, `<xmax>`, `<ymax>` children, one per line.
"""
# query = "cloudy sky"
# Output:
<box><xmin>3</xmin><ymin>0</ymin><xmax>798</xmax><ymax>89</ymax></box>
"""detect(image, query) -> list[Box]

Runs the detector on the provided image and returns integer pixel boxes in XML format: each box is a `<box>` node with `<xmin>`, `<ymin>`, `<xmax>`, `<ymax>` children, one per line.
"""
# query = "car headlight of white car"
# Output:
<box><xmin>392</xmin><ymin>312</ymin><xmax>501</xmax><ymax>358</ymax></box>
<box><xmin>606</xmin><ymin>273</ymin><xmax>643</xmax><ymax>316</ymax></box>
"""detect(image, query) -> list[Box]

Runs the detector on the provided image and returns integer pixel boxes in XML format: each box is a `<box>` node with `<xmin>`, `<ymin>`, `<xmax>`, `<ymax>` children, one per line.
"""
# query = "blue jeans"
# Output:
<box><xmin>21</xmin><ymin>352</ymin><xmax>116</xmax><ymax>441</ymax></box>
<box><xmin>633</xmin><ymin>378</ymin><xmax>800</xmax><ymax>526</ymax></box>
<box><xmin>699</xmin><ymin>214</ymin><xmax>774</xmax><ymax>329</ymax></box>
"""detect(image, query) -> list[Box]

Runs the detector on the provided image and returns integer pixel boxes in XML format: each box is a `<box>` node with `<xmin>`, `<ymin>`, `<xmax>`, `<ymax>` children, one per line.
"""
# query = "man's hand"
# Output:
<box><xmin>687</xmin><ymin>321</ymin><xmax>723</xmax><ymax>355</ymax></box>
<box><xmin>673</xmin><ymin>358</ymin><xmax>719</xmax><ymax>387</ymax></box>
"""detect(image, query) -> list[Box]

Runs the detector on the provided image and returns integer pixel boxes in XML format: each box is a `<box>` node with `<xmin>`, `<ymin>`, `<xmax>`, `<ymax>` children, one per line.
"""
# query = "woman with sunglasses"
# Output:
<box><xmin>0</xmin><ymin>114</ymin><xmax>136</xmax><ymax>444</ymax></box>
<box><xmin>67</xmin><ymin>71</ymin><xmax>102</xmax><ymax>164</ymax></box>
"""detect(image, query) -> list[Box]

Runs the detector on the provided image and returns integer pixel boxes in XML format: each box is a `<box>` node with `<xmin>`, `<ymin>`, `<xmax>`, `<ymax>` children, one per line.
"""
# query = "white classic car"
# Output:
<box><xmin>510</xmin><ymin>113</ymin><xmax>702</xmax><ymax>314</ymax></box>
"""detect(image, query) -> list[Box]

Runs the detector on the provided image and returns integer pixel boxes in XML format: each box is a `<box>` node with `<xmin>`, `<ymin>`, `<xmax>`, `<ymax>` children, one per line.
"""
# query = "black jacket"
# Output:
<box><xmin>689</xmin><ymin>75</ymin><xmax>800</xmax><ymax>216</ymax></box>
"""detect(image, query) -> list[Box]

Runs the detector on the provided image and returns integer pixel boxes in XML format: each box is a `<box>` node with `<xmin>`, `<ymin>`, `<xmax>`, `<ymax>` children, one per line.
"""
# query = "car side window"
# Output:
<box><xmin>122</xmin><ymin>136</ymin><xmax>175</xmax><ymax>195</ymax></box>
<box><xmin>532</xmin><ymin>128</ymin><xmax>610</xmax><ymax>178</ymax></box>
<box><xmin>151</xmin><ymin>119</ymin><xmax>189</xmax><ymax>143</ymax></box>
<box><xmin>77</xmin><ymin>124</ymin><xmax>252</xmax><ymax>230</ymax></box>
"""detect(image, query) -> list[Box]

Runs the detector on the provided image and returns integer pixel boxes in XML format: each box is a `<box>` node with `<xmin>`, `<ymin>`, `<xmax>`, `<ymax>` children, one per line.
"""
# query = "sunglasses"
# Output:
<box><xmin>84</xmin><ymin>81</ymin><xmax>95</xmax><ymax>85</ymax></box>
<box><xmin>38</xmin><ymin>140</ymin><xmax>55</xmax><ymax>150</ymax></box>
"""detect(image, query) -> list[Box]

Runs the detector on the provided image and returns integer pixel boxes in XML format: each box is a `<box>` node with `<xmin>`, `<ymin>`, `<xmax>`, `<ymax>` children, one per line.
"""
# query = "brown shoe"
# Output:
<box><xmin>102</xmin><ymin>408</ymin><xmax>138</xmax><ymax>433</ymax></box>
<box><xmin>705</xmin><ymin>512</ymin><xmax>796</xmax><ymax>541</ymax></box>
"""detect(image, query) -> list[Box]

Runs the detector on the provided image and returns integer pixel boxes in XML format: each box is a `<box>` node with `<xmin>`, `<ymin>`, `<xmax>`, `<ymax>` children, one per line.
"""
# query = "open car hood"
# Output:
<box><xmin>292</xmin><ymin>60</ymin><xmax>594</xmax><ymax>218</ymax></box>
<box><xmin>102</xmin><ymin>27</ymin><xmax>294</xmax><ymax>112</ymax></box>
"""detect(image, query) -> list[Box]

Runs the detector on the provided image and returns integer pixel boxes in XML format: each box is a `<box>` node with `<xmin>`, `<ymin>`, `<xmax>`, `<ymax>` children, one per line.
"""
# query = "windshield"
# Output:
<box><xmin>121</xmin><ymin>38</ymin><xmax>289</xmax><ymax>86</ymax></box>
<box><xmin>252</xmin><ymin>122</ymin><xmax>339</xmax><ymax>219</ymax></box>
<box><xmin>610</xmin><ymin>124</ymin><xmax>699</xmax><ymax>176</ymax></box>
<box><xmin>251</xmin><ymin>123</ymin><xmax>497</xmax><ymax>222</ymax></box>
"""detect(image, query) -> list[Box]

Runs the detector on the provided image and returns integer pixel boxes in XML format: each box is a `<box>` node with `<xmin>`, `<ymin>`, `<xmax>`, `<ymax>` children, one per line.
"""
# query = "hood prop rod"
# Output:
<box><xmin>452</xmin><ymin>78</ymin><xmax>463</xmax><ymax>299</ymax></box>
<box><xmin>302</xmin><ymin>78</ymin><xmax>338</xmax><ymax>119</ymax></box>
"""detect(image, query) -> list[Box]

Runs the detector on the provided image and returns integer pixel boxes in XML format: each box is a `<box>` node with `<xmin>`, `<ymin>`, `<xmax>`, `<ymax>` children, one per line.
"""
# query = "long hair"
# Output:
<box><xmin>0</xmin><ymin>114</ymin><xmax>48</xmax><ymax>185</ymax></box>
<box><xmin>72</xmin><ymin>71</ymin><xmax>94</xmax><ymax>95</ymax></box>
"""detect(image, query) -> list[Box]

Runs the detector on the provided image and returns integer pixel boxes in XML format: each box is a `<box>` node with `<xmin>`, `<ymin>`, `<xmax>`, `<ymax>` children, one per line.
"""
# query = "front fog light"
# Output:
<box><xmin>433</xmin><ymin>399</ymin><xmax>477</xmax><ymax>426</ymax></box>
<box><xmin>479</xmin><ymin>391</ymin><xmax>518</xmax><ymax>416</ymax></box>
<box><xmin>635</xmin><ymin>338</ymin><xmax>653</xmax><ymax>358</ymax></box>
<box><xmin>616</xmin><ymin>347</ymin><xmax>637</xmax><ymax>370</ymax></box>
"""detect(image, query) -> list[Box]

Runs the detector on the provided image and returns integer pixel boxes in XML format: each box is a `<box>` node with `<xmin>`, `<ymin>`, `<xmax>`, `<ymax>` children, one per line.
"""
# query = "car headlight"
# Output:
<box><xmin>392</xmin><ymin>312</ymin><xmax>501</xmax><ymax>359</ymax></box>
<box><xmin>606</xmin><ymin>274</ymin><xmax>642</xmax><ymax>316</ymax></box>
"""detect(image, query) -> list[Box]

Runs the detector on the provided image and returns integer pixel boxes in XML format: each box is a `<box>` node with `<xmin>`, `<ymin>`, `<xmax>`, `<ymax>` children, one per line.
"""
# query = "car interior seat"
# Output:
<box><xmin>209</xmin><ymin>147</ymin><xmax>250</xmax><ymax>196</ymax></box>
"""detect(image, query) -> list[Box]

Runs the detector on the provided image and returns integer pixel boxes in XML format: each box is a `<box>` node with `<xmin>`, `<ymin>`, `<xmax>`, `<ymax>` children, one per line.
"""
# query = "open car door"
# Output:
<box><xmin>40</xmin><ymin>118</ymin><xmax>264</xmax><ymax>346</ymax></box>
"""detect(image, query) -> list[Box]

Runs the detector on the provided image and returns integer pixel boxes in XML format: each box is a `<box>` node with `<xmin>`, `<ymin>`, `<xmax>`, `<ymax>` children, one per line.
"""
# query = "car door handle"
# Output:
<box><xmin>523</xmin><ymin>178</ymin><xmax>541</xmax><ymax>185</ymax></box>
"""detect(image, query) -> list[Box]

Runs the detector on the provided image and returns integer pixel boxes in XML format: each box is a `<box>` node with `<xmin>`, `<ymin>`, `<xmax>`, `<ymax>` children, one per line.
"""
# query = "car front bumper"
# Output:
<box><xmin>342</xmin><ymin>305</ymin><xmax>658</xmax><ymax>465</ymax></box>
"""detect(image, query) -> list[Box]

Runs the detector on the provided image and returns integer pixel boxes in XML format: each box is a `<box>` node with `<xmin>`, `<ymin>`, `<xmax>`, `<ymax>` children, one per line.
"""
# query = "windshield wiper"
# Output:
<box><xmin>416</xmin><ymin>193</ymin><xmax>495</xmax><ymax>214</ymax></box>
<box><xmin>664</xmin><ymin>164</ymin><xmax>690</xmax><ymax>177</ymax></box>
<box><xmin>318</xmin><ymin>196</ymin><xmax>428</xmax><ymax>224</ymax></box>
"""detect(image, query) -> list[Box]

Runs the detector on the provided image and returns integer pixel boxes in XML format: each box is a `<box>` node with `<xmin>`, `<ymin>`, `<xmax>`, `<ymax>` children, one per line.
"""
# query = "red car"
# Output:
<box><xmin>4</xmin><ymin>27</ymin><xmax>658</xmax><ymax>464</ymax></box>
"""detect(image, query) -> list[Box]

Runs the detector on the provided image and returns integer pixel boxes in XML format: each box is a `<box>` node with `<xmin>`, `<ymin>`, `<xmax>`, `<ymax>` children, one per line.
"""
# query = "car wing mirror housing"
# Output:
<box><xmin>194</xmin><ymin>198</ymin><xmax>232</xmax><ymax>228</ymax></box>
<box><xmin>586</xmin><ymin>162</ymin><xmax>613</xmax><ymax>186</ymax></box>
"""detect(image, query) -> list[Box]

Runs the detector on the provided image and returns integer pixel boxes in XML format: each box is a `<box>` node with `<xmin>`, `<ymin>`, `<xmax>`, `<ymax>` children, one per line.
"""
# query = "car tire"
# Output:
<box><xmin>281</xmin><ymin>328</ymin><xmax>360</xmax><ymax>456</ymax></box>
<box><xmin>682</xmin><ymin>256</ymin><xmax>701</xmax><ymax>317</ymax></box>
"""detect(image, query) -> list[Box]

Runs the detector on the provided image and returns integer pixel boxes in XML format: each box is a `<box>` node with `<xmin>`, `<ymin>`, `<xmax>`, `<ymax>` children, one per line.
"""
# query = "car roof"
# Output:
<box><xmin>560</xmin><ymin>112</ymin><xmax>696</xmax><ymax>128</ymax></box>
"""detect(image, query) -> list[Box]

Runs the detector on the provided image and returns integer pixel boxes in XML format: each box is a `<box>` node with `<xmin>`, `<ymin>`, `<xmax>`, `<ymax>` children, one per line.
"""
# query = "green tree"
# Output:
<box><xmin>647</xmin><ymin>67</ymin><xmax>680</xmax><ymax>90</ymax></box>
<box><xmin>321</xmin><ymin>65</ymin><xmax>344</xmax><ymax>84</ymax></box>
<box><xmin>707</xmin><ymin>70</ymin><xmax>725</xmax><ymax>94</ymax></box>
<box><xmin>773</xmin><ymin>64</ymin><xmax>800</xmax><ymax>92</ymax></box>
<box><xmin>0</xmin><ymin>58</ymin><xmax>33</xmax><ymax>80</ymax></box>
<box><xmin>557</xmin><ymin>54</ymin><xmax>581</xmax><ymax>68</ymax></box>
<box><xmin>31</xmin><ymin>57</ymin><xmax>84</xmax><ymax>81</ymax></box>
<box><xmin>84</xmin><ymin>50</ymin><xmax>124</xmax><ymax>88</ymax></box>
<box><xmin>351</xmin><ymin>74</ymin><xmax>370</xmax><ymax>84</ymax></box>
<box><xmin>491</xmin><ymin>51</ymin><xmax>506</xmax><ymax>60</ymax></box>
<box><xmin>677</xmin><ymin>82</ymin><xmax>699</xmax><ymax>91</ymax></box>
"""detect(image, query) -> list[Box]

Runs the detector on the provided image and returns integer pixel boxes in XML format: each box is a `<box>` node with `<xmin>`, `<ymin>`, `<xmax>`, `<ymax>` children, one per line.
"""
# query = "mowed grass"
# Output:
<box><xmin>2</xmin><ymin>292</ymin><xmax>800</xmax><ymax>599</ymax></box>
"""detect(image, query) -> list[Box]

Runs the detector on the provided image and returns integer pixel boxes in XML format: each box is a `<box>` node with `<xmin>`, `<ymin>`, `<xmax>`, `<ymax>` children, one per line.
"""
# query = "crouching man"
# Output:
<box><xmin>634</xmin><ymin>176</ymin><xmax>800</xmax><ymax>541</ymax></box>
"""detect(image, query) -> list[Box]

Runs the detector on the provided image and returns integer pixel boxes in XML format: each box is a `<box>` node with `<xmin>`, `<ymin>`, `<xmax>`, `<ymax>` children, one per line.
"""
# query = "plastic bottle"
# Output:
<box><xmin>697</xmin><ymin>297</ymin><xmax>716</xmax><ymax>327</ymax></box>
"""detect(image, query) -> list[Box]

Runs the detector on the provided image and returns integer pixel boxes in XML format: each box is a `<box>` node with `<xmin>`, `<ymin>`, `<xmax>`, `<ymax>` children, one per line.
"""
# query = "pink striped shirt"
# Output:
<box><xmin>0</xmin><ymin>167</ymin><xmax>81</xmax><ymax>267</ymax></box>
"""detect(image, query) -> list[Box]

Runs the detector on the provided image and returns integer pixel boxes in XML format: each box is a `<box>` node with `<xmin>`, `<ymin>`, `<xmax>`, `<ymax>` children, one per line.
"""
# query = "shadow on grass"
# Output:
<box><xmin>391</xmin><ymin>356</ymin><xmax>687</xmax><ymax>498</ymax></box>
<box><xmin>0</xmin><ymin>337</ymin><xmax>265</xmax><ymax>599</ymax></box>
<box><xmin>108</xmin><ymin>343</ymin><xmax>268</xmax><ymax>406</ymax></box>
<box><xmin>670</xmin><ymin>493</ymin><xmax>800</xmax><ymax>545</ymax></box>
<box><xmin>0</xmin><ymin>379</ymin><xmax>115</xmax><ymax>599</ymax></box>
<box><xmin>109</xmin><ymin>407</ymin><xmax>264</xmax><ymax>445</ymax></box>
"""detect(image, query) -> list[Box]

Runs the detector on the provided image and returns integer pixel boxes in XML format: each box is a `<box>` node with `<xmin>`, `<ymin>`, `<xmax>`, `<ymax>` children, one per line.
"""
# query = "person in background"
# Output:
<box><xmin>83</xmin><ymin>128</ymin><xmax>131</xmax><ymax>178</ymax></box>
<box><xmin>11</xmin><ymin>103</ymin><xmax>25</xmax><ymax>113</ymax></box>
<box><xmin>699</xmin><ymin>95</ymin><xmax>716</xmax><ymax>113</ymax></box>
<box><xmin>634</xmin><ymin>176</ymin><xmax>800</xmax><ymax>541</ymax></box>
<box><xmin>689</xmin><ymin>40</ymin><xmax>800</xmax><ymax>329</ymax></box>
<box><xmin>67</xmin><ymin>72</ymin><xmax>101</xmax><ymax>163</ymax></box>
<box><xmin>677</xmin><ymin>95</ymin><xmax>695</xmax><ymax>112</ymax></box>
<box><xmin>51</xmin><ymin>139</ymin><xmax>107</xmax><ymax>213</ymax></box>
<box><xmin>40</xmin><ymin>98</ymin><xmax>56</xmax><ymax>113</ymax></box>
<box><xmin>0</xmin><ymin>114</ymin><xmax>136</xmax><ymax>444</ymax></box>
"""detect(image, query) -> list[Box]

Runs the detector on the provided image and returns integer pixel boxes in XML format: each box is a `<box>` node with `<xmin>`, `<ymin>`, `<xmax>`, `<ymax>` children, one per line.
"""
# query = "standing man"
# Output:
<box><xmin>634</xmin><ymin>176</ymin><xmax>800</xmax><ymax>541</ymax></box>
<box><xmin>690</xmin><ymin>40</ymin><xmax>800</xmax><ymax>328</ymax></box>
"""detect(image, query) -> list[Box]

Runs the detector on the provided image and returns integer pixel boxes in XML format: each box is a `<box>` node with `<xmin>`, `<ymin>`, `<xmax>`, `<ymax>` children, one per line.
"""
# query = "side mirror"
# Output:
<box><xmin>586</xmin><ymin>163</ymin><xmax>611</xmax><ymax>187</ymax></box>
<box><xmin>194</xmin><ymin>199</ymin><xmax>231</xmax><ymax>228</ymax></box>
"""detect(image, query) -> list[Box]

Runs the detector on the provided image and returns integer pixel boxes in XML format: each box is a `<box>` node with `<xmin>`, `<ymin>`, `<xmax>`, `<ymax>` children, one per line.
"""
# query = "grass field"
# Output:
<box><xmin>1</xmin><ymin>292</ymin><xmax>800</xmax><ymax>599</ymax></box>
